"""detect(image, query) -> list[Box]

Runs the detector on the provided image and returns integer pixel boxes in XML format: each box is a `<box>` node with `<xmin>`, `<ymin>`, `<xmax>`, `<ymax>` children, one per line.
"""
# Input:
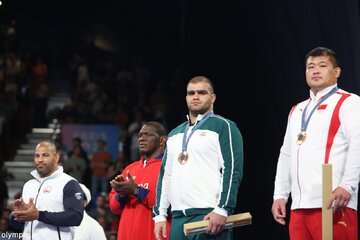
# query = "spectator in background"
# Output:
<box><xmin>0</xmin><ymin>216</ymin><xmax>9</xmax><ymax>232</ymax></box>
<box><xmin>88</xmin><ymin>194</ymin><xmax>115</xmax><ymax>232</ymax></box>
<box><xmin>32</xmin><ymin>80</ymin><xmax>49</xmax><ymax>128</ymax></box>
<box><xmin>54</xmin><ymin>134</ymin><xmax>68</xmax><ymax>164</ymax></box>
<box><xmin>68</xmin><ymin>138</ymin><xmax>88</xmax><ymax>160</ymax></box>
<box><xmin>68</xmin><ymin>137</ymin><xmax>90</xmax><ymax>186</ymax></box>
<box><xmin>63</xmin><ymin>145</ymin><xmax>87</xmax><ymax>183</ymax></box>
<box><xmin>58</xmin><ymin>99</ymin><xmax>77</xmax><ymax>124</ymax></box>
<box><xmin>0</xmin><ymin>212</ymin><xmax>21</xmax><ymax>240</ymax></box>
<box><xmin>0</xmin><ymin>208</ymin><xmax>21</xmax><ymax>239</ymax></box>
<box><xmin>127</xmin><ymin>108</ymin><xmax>145</xmax><ymax>163</ymax></box>
<box><xmin>5</xmin><ymin>51</ymin><xmax>22</xmax><ymax>79</ymax></box>
<box><xmin>0</xmin><ymin>108</ymin><xmax>6</xmax><ymax>160</ymax></box>
<box><xmin>4</xmin><ymin>19</ymin><xmax>18</xmax><ymax>52</ymax></box>
<box><xmin>107</xmin><ymin>154</ymin><xmax>126</xmax><ymax>188</ymax></box>
<box><xmin>31</xmin><ymin>56</ymin><xmax>48</xmax><ymax>84</ymax></box>
<box><xmin>0</xmin><ymin>167</ymin><xmax>9</xmax><ymax>218</ymax></box>
<box><xmin>68</xmin><ymin>53</ymin><xmax>81</xmax><ymax>90</ymax></box>
<box><xmin>90</xmin><ymin>139</ymin><xmax>111</xmax><ymax>204</ymax></box>
<box><xmin>76</xmin><ymin>56</ymin><xmax>90</xmax><ymax>88</ymax></box>
<box><xmin>0</xmin><ymin>217</ymin><xmax>17</xmax><ymax>240</ymax></box>
<box><xmin>0</xmin><ymin>53</ymin><xmax>5</xmax><ymax>90</ymax></box>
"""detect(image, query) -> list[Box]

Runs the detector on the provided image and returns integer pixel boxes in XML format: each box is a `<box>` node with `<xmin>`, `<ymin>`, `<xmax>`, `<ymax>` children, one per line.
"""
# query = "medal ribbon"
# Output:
<box><xmin>181</xmin><ymin>112</ymin><xmax>214</xmax><ymax>153</ymax></box>
<box><xmin>301</xmin><ymin>86</ymin><xmax>338</xmax><ymax>132</ymax></box>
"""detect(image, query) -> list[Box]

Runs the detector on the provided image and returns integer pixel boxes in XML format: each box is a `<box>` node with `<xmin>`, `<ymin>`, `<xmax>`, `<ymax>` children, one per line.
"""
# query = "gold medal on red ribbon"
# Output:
<box><xmin>296</xmin><ymin>131</ymin><xmax>307</xmax><ymax>145</ymax></box>
<box><xmin>178</xmin><ymin>152</ymin><xmax>189</xmax><ymax>164</ymax></box>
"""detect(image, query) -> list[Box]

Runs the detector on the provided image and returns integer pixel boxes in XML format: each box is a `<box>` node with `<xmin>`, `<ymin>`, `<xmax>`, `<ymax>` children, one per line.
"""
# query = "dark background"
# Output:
<box><xmin>1</xmin><ymin>0</ymin><xmax>360</xmax><ymax>239</ymax></box>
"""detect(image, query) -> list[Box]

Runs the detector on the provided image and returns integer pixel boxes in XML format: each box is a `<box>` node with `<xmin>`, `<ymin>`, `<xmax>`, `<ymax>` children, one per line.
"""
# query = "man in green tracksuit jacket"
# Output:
<box><xmin>153</xmin><ymin>76</ymin><xmax>244</xmax><ymax>240</ymax></box>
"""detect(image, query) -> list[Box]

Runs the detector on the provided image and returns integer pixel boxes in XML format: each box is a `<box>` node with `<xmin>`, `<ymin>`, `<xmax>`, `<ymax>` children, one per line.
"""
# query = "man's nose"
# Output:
<box><xmin>312</xmin><ymin>67</ymin><xmax>320</xmax><ymax>74</ymax></box>
<box><xmin>193</xmin><ymin>92</ymin><xmax>200</xmax><ymax>98</ymax></box>
<box><xmin>36</xmin><ymin>155</ymin><xmax>46</xmax><ymax>160</ymax></box>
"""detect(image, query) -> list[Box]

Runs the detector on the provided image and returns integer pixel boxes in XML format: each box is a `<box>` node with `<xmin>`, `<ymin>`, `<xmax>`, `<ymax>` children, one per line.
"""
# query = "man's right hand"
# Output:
<box><xmin>271</xmin><ymin>198</ymin><xmax>287</xmax><ymax>225</ymax></box>
<box><xmin>110</xmin><ymin>174</ymin><xmax>126</xmax><ymax>197</ymax></box>
<box><xmin>154</xmin><ymin>221</ymin><xmax>167</xmax><ymax>240</ymax></box>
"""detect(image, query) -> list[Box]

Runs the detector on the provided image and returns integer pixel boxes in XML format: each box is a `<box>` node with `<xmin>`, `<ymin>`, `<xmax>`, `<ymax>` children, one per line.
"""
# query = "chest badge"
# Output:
<box><xmin>43</xmin><ymin>185</ymin><xmax>52</xmax><ymax>194</ymax></box>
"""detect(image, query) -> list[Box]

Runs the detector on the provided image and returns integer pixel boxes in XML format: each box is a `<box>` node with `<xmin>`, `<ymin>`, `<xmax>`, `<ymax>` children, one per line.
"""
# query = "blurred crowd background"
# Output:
<box><xmin>1</xmin><ymin>1</ymin><xmax>360</xmax><ymax>239</ymax></box>
<box><xmin>0</xmin><ymin>14</ymin><xmax>189</xmax><ymax>239</ymax></box>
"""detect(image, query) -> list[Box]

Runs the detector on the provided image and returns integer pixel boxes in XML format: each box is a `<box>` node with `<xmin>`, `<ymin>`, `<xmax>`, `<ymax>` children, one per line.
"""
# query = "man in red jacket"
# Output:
<box><xmin>109</xmin><ymin>121</ymin><xmax>171</xmax><ymax>240</ymax></box>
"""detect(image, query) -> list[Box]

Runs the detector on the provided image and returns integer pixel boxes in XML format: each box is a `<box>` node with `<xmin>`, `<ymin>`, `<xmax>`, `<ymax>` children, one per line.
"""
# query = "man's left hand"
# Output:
<box><xmin>111</xmin><ymin>171</ymin><xmax>138</xmax><ymax>197</ymax></box>
<box><xmin>327</xmin><ymin>186</ymin><xmax>351</xmax><ymax>212</ymax></box>
<box><xmin>203</xmin><ymin>211</ymin><xmax>227</xmax><ymax>235</ymax></box>
<box><xmin>12</xmin><ymin>198</ymin><xmax>39</xmax><ymax>222</ymax></box>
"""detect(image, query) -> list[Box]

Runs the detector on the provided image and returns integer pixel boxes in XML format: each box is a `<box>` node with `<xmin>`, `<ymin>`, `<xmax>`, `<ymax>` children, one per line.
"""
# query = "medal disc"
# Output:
<box><xmin>296</xmin><ymin>132</ymin><xmax>307</xmax><ymax>145</ymax></box>
<box><xmin>178</xmin><ymin>152</ymin><xmax>189</xmax><ymax>164</ymax></box>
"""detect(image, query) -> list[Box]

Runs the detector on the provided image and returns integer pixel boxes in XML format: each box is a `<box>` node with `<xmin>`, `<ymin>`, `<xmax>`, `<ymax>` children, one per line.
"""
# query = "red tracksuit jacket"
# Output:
<box><xmin>109</xmin><ymin>156</ymin><xmax>170</xmax><ymax>240</ymax></box>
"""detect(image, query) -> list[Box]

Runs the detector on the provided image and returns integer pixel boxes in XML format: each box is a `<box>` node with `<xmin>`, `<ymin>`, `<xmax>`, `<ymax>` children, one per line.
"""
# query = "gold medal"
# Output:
<box><xmin>296</xmin><ymin>132</ymin><xmax>307</xmax><ymax>145</ymax></box>
<box><xmin>178</xmin><ymin>152</ymin><xmax>189</xmax><ymax>164</ymax></box>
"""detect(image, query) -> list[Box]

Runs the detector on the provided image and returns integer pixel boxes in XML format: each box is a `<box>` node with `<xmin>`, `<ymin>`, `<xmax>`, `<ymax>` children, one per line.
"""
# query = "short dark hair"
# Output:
<box><xmin>36</xmin><ymin>141</ymin><xmax>58</xmax><ymax>154</ymax></box>
<box><xmin>188</xmin><ymin>76</ymin><xmax>215</xmax><ymax>94</ymax></box>
<box><xmin>142</xmin><ymin>121</ymin><xmax>167</xmax><ymax>137</ymax></box>
<box><xmin>305</xmin><ymin>47</ymin><xmax>340</xmax><ymax>68</ymax></box>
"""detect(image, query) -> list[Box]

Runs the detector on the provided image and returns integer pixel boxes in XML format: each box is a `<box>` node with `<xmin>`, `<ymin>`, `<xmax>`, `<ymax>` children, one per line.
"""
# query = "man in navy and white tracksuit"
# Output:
<box><xmin>10</xmin><ymin>141</ymin><xmax>84</xmax><ymax>240</ymax></box>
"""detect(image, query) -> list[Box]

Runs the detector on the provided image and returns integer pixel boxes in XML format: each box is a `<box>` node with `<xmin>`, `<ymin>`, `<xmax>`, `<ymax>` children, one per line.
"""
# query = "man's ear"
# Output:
<box><xmin>211</xmin><ymin>93</ymin><xmax>216</xmax><ymax>104</ymax></box>
<box><xmin>335</xmin><ymin>67</ymin><xmax>341</xmax><ymax>78</ymax></box>
<box><xmin>54</xmin><ymin>152</ymin><xmax>60</xmax><ymax>163</ymax></box>
<box><xmin>160</xmin><ymin>136</ymin><xmax>167</xmax><ymax>146</ymax></box>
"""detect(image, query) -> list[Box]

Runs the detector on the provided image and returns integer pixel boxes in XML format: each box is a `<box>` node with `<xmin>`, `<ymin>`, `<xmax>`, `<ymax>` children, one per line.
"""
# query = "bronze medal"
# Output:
<box><xmin>178</xmin><ymin>152</ymin><xmax>189</xmax><ymax>164</ymax></box>
<box><xmin>296</xmin><ymin>132</ymin><xmax>307</xmax><ymax>145</ymax></box>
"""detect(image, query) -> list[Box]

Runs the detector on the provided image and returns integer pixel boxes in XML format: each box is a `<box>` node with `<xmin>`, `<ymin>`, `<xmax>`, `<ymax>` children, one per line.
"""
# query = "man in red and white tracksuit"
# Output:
<box><xmin>272</xmin><ymin>47</ymin><xmax>360</xmax><ymax>240</ymax></box>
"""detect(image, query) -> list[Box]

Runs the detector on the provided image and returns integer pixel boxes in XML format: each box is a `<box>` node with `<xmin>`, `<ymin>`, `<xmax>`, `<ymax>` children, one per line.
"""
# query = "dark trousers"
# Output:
<box><xmin>170</xmin><ymin>208</ymin><xmax>233</xmax><ymax>240</ymax></box>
